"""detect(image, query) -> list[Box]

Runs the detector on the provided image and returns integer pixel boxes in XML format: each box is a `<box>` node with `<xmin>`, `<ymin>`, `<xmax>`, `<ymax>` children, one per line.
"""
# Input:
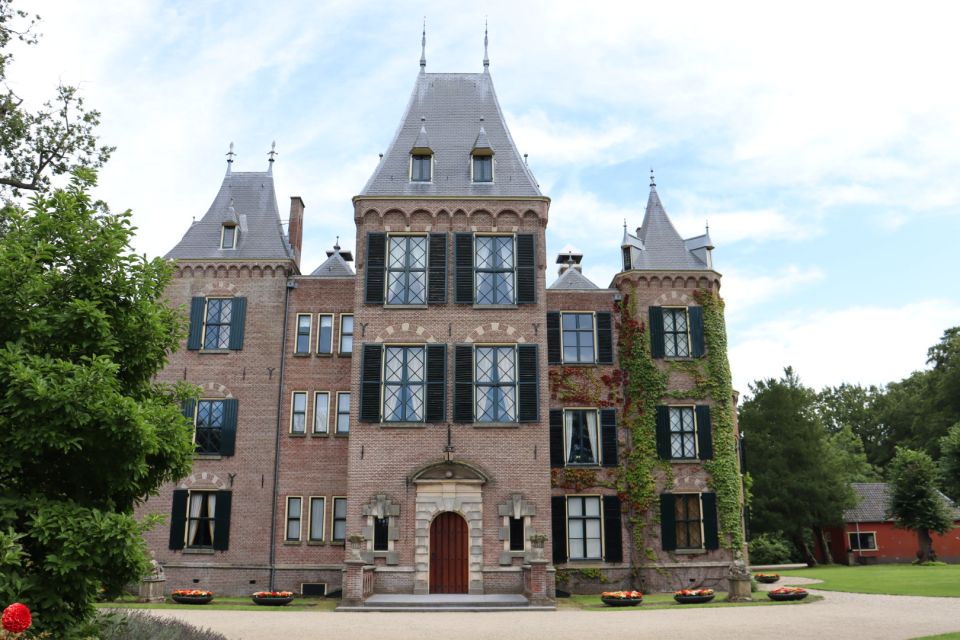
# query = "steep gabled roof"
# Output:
<box><xmin>621</xmin><ymin>182</ymin><xmax>711</xmax><ymax>272</ymax></box>
<box><xmin>166</xmin><ymin>170</ymin><xmax>294</xmax><ymax>262</ymax></box>
<box><xmin>844</xmin><ymin>482</ymin><xmax>960</xmax><ymax>522</ymax></box>
<box><xmin>310</xmin><ymin>245</ymin><xmax>355</xmax><ymax>278</ymax></box>
<box><xmin>360</xmin><ymin>72</ymin><xmax>541</xmax><ymax>197</ymax></box>
<box><xmin>549</xmin><ymin>266</ymin><xmax>600</xmax><ymax>290</ymax></box>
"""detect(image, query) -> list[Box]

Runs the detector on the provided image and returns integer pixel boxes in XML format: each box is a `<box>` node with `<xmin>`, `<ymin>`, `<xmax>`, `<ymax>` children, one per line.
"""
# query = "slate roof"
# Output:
<box><xmin>166</xmin><ymin>170</ymin><xmax>294</xmax><ymax>262</ymax></box>
<box><xmin>310</xmin><ymin>245</ymin><xmax>355</xmax><ymax>277</ymax></box>
<box><xmin>844</xmin><ymin>482</ymin><xmax>960</xmax><ymax>522</ymax></box>
<box><xmin>621</xmin><ymin>184</ymin><xmax>710</xmax><ymax>271</ymax></box>
<box><xmin>548</xmin><ymin>267</ymin><xmax>601</xmax><ymax>290</ymax></box>
<box><xmin>360</xmin><ymin>72</ymin><xmax>541</xmax><ymax>197</ymax></box>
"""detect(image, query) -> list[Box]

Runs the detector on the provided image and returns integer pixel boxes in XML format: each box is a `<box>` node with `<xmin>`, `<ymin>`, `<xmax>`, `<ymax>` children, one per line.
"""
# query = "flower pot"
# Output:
<box><xmin>251</xmin><ymin>595</ymin><xmax>294</xmax><ymax>606</ymax></box>
<box><xmin>171</xmin><ymin>594</ymin><xmax>214</xmax><ymax>605</ymax></box>
<box><xmin>755</xmin><ymin>575</ymin><xmax>780</xmax><ymax>584</ymax></box>
<box><xmin>674</xmin><ymin>593</ymin><xmax>716</xmax><ymax>604</ymax></box>
<box><xmin>767</xmin><ymin>591</ymin><xmax>807</xmax><ymax>602</ymax></box>
<box><xmin>601</xmin><ymin>596</ymin><xmax>642</xmax><ymax>607</ymax></box>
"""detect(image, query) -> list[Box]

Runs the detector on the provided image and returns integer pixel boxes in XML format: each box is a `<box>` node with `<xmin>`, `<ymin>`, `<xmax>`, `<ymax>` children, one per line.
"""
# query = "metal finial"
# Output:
<box><xmin>705</xmin><ymin>220</ymin><xmax>710</xmax><ymax>233</ymax></box>
<box><xmin>649</xmin><ymin>168</ymin><xmax>656</xmax><ymax>188</ymax></box>
<box><xmin>268</xmin><ymin>141</ymin><xmax>277</xmax><ymax>162</ymax></box>
<box><xmin>226</xmin><ymin>142</ymin><xmax>236</xmax><ymax>174</ymax></box>
<box><xmin>623</xmin><ymin>218</ymin><xmax>627</xmax><ymax>230</ymax></box>
<box><xmin>420</xmin><ymin>18</ymin><xmax>426</xmax><ymax>72</ymax></box>
<box><xmin>483</xmin><ymin>18</ymin><xmax>489</xmax><ymax>70</ymax></box>
<box><xmin>335</xmin><ymin>235</ymin><xmax>340</xmax><ymax>251</ymax></box>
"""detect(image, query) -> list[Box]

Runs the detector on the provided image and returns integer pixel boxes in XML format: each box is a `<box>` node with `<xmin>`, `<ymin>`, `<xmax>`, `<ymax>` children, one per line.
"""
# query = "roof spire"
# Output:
<box><xmin>226</xmin><ymin>142</ymin><xmax>236</xmax><ymax>175</ymax></box>
<box><xmin>483</xmin><ymin>18</ymin><xmax>489</xmax><ymax>72</ymax></box>
<box><xmin>267</xmin><ymin>140</ymin><xmax>277</xmax><ymax>174</ymax></box>
<box><xmin>649</xmin><ymin>168</ymin><xmax>656</xmax><ymax>188</ymax></box>
<box><xmin>420</xmin><ymin>18</ymin><xmax>426</xmax><ymax>73</ymax></box>
<box><xmin>335</xmin><ymin>235</ymin><xmax>340</xmax><ymax>251</ymax></box>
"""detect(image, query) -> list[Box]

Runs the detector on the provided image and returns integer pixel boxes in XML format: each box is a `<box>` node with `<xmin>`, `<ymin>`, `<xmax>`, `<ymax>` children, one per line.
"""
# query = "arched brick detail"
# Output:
<box><xmin>374</xmin><ymin>323</ymin><xmax>438</xmax><ymax>343</ymax></box>
<box><xmin>461</xmin><ymin>322</ymin><xmax>527</xmax><ymax>344</ymax></box>
<box><xmin>177</xmin><ymin>471</ymin><xmax>227</xmax><ymax>491</ymax></box>
<box><xmin>201</xmin><ymin>280</ymin><xmax>238</xmax><ymax>295</ymax></box>
<box><xmin>197</xmin><ymin>382</ymin><xmax>234</xmax><ymax>398</ymax></box>
<box><xmin>652</xmin><ymin>291</ymin><xmax>693</xmax><ymax>306</ymax></box>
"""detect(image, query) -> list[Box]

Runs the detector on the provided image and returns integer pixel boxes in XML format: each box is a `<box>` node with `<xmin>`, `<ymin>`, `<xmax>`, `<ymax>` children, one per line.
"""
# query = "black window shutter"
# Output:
<box><xmin>213</xmin><ymin>490</ymin><xmax>232</xmax><ymax>551</ymax></box>
<box><xmin>602</xmin><ymin>495</ymin><xmax>623</xmax><ymax>562</ymax></box>
<box><xmin>517</xmin><ymin>344</ymin><xmax>539</xmax><ymax>422</ymax></box>
<box><xmin>454</xmin><ymin>233</ymin><xmax>474</xmax><ymax>304</ymax></box>
<box><xmin>690</xmin><ymin>306</ymin><xmax>705</xmax><ymax>357</ymax></box>
<box><xmin>228</xmin><ymin>297</ymin><xmax>246</xmax><ymax>350</ymax></box>
<box><xmin>596</xmin><ymin>312</ymin><xmax>613</xmax><ymax>364</ymax></box>
<box><xmin>365</xmin><ymin>233</ymin><xmax>386</xmax><ymax>304</ymax></box>
<box><xmin>425</xmin><ymin>344</ymin><xmax>447</xmax><ymax>422</ymax></box>
<box><xmin>181</xmin><ymin>399</ymin><xmax>196</xmax><ymax>421</ymax></box>
<box><xmin>546</xmin><ymin>312</ymin><xmax>561</xmax><ymax>365</ymax></box>
<box><xmin>660</xmin><ymin>493</ymin><xmax>677</xmax><ymax>551</ymax></box>
<box><xmin>453</xmin><ymin>345</ymin><xmax>474</xmax><ymax>423</ymax></box>
<box><xmin>427</xmin><ymin>233</ymin><xmax>447</xmax><ymax>304</ymax></box>
<box><xmin>551</xmin><ymin>496</ymin><xmax>567</xmax><ymax>564</ymax></box>
<box><xmin>220</xmin><ymin>398</ymin><xmax>238</xmax><ymax>456</ymax></box>
<box><xmin>696</xmin><ymin>405</ymin><xmax>713</xmax><ymax>460</ymax></box>
<box><xmin>702</xmin><ymin>492</ymin><xmax>720</xmax><ymax>550</ymax></box>
<box><xmin>168</xmin><ymin>490</ymin><xmax>188</xmax><ymax>550</ymax></box>
<box><xmin>655</xmin><ymin>405</ymin><xmax>671</xmax><ymax>459</ymax></box>
<box><xmin>648</xmin><ymin>306</ymin><xmax>665</xmax><ymax>358</ymax></box>
<box><xmin>187</xmin><ymin>297</ymin><xmax>205</xmax><ymax>350</ymax></box>
<box><xmin>549</xmin><ymin>409</ymin><xmax>564</xmax><ymax>467</ymax></box>
<box><xmin>600</xmin><ymin>409</ymin><xmax>618</xmax><ymax>467</ymax></box>
<box><xmin>515</xmin><ymin>234</ymin><xmax>536</xmax><ymax>304</ymax></box>
<box><xmin>360</xmin><ymin>344</ymin><xmax>383</xmax><ymax>422</ymax></box>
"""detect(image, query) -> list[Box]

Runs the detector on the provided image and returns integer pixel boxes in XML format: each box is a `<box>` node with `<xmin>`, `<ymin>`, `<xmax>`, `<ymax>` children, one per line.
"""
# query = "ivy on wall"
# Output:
<box><xmin>549</xmin><ymin>367</ymin><xmax>622</xmax><ymax>407</ymax></box>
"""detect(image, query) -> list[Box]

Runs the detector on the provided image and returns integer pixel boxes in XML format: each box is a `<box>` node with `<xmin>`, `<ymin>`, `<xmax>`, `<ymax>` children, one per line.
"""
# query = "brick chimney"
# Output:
<box><xmin>288</xmin><ymin>196</ymin><xmax>305</xmax><ymax>267</ymax></box>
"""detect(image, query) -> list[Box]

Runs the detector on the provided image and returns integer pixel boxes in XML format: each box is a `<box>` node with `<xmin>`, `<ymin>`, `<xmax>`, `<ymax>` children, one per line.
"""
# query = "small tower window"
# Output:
<box><xmin>473</xmin><ymin>155</ymin><xmax>493</xmax><ymax>182</ymax></box>
<box><xmin>221</xmin><ymin>224</ymin><xmax>237</xmax><ymax>250</ymax></box>
<box><xmin>411</xmin><ymin>154</ymin><xmax>432</xmax><ymax>182</ymax></box>
<box><xmin>622</xmin><ymin>247</ymin><xmax>632</xmax><ymax>271</ymax></box>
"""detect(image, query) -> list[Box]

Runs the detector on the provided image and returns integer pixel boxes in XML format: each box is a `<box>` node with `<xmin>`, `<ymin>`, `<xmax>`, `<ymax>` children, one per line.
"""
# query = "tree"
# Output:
<box><xmin>887</xmin><ymin>447</ymin><xmax>954</xmax><ymax>563</ymax></box>
<box><xmin>825</xmin><ymin>425</ymin><xmax>880</xmax><ymax>484</ymax></box>
<box><xmin>939</xmin><ymin>423</ymin><xmax>960</xmax><ymax>501</ymax></box>
<box><xmin>0</xmin><ymin>0</ymin><xmax>113</xmax><ymax>198</ymax></box>
<box><xmin>740</xmin><ymin>367</ymin><xmax>856</xmax><ymax>565</ymax></box>
<box><xmin>816</xmin><ymin>383</ymin><xmax>887</xmax><ymax>467</ymax></box>
<box><xmin>0</xmin><ymin>172</ymin><xmax>195</xmax><ymax>636</ymax></box>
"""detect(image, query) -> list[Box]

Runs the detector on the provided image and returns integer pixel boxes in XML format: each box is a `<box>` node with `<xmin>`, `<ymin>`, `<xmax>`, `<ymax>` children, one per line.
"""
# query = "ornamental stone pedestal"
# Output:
<box><xmin>726</xmin><ymin>561</ymin><xmax>752</xmax><ymax>602</ymax></box>
<box><xmin>137</xmin><ymin>578</ymin><xmax>166</xmax><ymax>603</ymax></box>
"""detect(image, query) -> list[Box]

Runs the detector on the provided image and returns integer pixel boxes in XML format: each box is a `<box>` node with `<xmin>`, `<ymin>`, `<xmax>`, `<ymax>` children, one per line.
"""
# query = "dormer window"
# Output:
<box><xmin>221</xmin><ymin>224</ymin><xmax>237</xmax><ymax>250</ymax></box>
<box><xmin>472</xmin><ymin>154</ymin><xmax>493</xmax><ymax>183</ymax></box>
<box><xmin>411</xmin><ymin>153</ymin><xmax>432</xmax><ymax>182</ymax></box>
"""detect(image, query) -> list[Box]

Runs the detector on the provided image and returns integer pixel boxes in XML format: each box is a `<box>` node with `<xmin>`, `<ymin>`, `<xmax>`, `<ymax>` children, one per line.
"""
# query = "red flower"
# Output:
<box><xmin>2</xmin><ymin>603</ymin><xmax>32</xmax><ymax>634</ymax></box>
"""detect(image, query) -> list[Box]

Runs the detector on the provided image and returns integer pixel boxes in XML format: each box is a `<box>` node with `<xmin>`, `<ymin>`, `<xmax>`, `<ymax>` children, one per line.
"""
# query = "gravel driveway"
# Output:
<box><xmin>145</xmin><ymin>584</ymin><xmax>960</xmax><ymax>640</ymax></box>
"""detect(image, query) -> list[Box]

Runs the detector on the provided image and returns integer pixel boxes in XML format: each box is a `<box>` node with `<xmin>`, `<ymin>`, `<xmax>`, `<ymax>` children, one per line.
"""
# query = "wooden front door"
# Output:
<box><xmin>429</xmin><ymin>511</ymin><xmax>468</xmax><ymax>594</ymax></box>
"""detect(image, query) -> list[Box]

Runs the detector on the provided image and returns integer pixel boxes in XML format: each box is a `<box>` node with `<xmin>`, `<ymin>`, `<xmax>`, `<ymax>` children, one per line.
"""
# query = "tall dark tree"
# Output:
<box><xmin>939</xmin><ymin>423</ymin><xmax>960</xmax><ymax>501</ymax></box>
<box><xmin>0</xmin><ymin>172</ymin><xmax>195</xmax><ymax>635</ymax></box>
<box><xmin>816</xmin><ymin>383</ymin><xmax>886</xmax><ymax>467</ymax></box>
<box><xmin>740</xmin><ymin>367</ymin><xmax>855</xmax><ymax>565</ymax></box>
<box><xmin>887</xmin><ymin>447</ymin><xmax>954</xmax><ymax>563</ymax></box>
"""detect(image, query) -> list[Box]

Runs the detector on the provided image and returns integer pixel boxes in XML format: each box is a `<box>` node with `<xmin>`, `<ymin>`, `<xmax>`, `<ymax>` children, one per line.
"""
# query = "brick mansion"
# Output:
<box><xmin>139</xmin><ymin>40</ymin><xmax>747</xmax><ymax>607</ymax></box>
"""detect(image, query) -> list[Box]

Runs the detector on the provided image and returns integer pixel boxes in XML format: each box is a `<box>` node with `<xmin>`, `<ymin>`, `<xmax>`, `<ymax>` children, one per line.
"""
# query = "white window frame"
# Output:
<box><xmin>290</xmin><ymin>391</ymin><xmax>308</xmax><ymax>435</ymax></box>
<box><xmin>848</xmin><ymin>531</ymin><xmax>878</xmax><ymax>552</ymax></box>
<box><xmin>317</xmin><ymin>314</ymin><xmax>334</xmax><ymax>355</ymax></box>
<box><xmin>184</xmin><ymin>490</ymin><xmax>218</xmax><ymax>549</ymax></box>
<box><xmin>201</xmin><ymin>297</ymin><xmax>233</xmax><ymax>350</ymax></box>
<box><xmin>285</xmin><ymin>496</ymin><xmax>303</xmax><ymax>542</ymax></box>
<box><xmin>294</xmin><ymin>313</ymin><xmax>312</xmax><ymax>355</ymax></box>
<box><xmin>674</xmin><ymin>492</ymin><xmax>705</xmax><ymax>550</ymax></box>
<box><xmin>385</xmin><ymin>234</ymin><xmax>429</xmax><ymax>306</ymax></box>
<box><xmin>473</xmin><ymin>343</ymin><xmax>518</xmax><ymax>423</ymax></box>
<box><xmin>381</xmin><ymin>344</ymin><xmax>427</xmax><ymax>423</ymax></box>
<box><xmin>409</xmin><ymin>153</ymin><xmax>433</xmax><ymax>183</ymax></box>
<box><xmin>313</xmin><ymin>391</ymin><xmax>330</xmax><ymax>435</ymax></box>
<box><xmin>563</xmin><ymin>408</ymin><xmax>601</xmax><ymax>466</ymax></box>
<box><xmin>471</xmin><ymin>153</ymin><xmax>494</xmax><ymax>183</ymax></box>
<box><xmin>473</xmin><ymin>234</ymin><xmax>516</xmax><ymax>306</ymax></box>
<box><xmin>560</xmin><ymin>311</ymin><xmax>597</xmax><ymax>364</ymax></box>
<box><xmin>668</xmin><ymin>405</ymin><xmax>698</xmax><ymax>460</ymax></box>
<box><xmin>566</xmin><ymin>495</ymin><xmax>603</xmax><ymax>561</ymax></box>
<box><xmin>339</xmin><ymin>314</ymin><xmax>354</xmax><ymax>355</ymax></box>
<box><xmin>308</xmin><ymin>496</ymin><xmax>326</xmax><ymax>542</ymax></box>
<box><xmin>662</xmin><ymin>306</ymin><xmax>692</xmax><ymax>358</ymax></box>
<box><xmin>220</xmin><ymin>224</ymin><xmax>237</xmax><ymax>250</ymax></box>
<box><xmin>332</xmin><ymin>497</ymin><xmax>348</xmax><ymax>543</ymax></box>
<box><xmin>335</xmin><ymin>392</ymin><xmax>350</xmax><ymax>434</ymax></box>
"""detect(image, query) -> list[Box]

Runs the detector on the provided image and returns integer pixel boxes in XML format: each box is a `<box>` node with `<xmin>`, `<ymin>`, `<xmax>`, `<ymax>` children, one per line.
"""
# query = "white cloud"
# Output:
<box><xmin>729</xmin><ymin>300</ymin><xmax>960</xmax><ymax>393</ymax></box>
<box><xmin>721</xmin><ymin>266</ymin><xmax>824</xmax><ymax>319</ymax></box>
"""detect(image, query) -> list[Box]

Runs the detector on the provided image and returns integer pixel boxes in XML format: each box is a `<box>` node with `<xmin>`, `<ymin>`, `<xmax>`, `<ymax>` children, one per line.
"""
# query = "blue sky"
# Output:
<box><xmin>10</xmin><ymin>0</ymin><xmax>960</xmax><ymax>393</ymax></box>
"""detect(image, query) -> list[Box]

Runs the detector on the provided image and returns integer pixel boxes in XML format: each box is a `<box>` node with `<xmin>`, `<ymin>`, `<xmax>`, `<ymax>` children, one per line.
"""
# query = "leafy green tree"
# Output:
<box><xmin>825</xmin><ymin>426</ymin><xmax>880</xmax><ymax>484</ymax></box>
<box><xmin>740</xmin><ymin>367</ymin><xmax>856</xmax><ymax>565</ymax></box>
<box><xmin>939</xmin><ymin>423</ymin><xmax>960</xmax><ymax>501</ymax></box>
<box><xmin>816</xmin><ymin>383</ymin><xmax>887</xmax><ymax>467</ymax></box>
<box><xmin>0</xmin><ymin>0</ymin><xmax>113</xmax><ymax>198</ymax></box>
<box><xmin>0</xmin><ymin>172</ymin><xmax>195</xmax><ymax>636</ymax></box>
<box><xmin>887</xmin><ymin>447</ymin><xmax>954</xmax><ymax>563</ymax></box>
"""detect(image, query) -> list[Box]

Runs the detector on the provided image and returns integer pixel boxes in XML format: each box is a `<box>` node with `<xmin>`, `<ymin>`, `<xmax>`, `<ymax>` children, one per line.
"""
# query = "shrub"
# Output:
<box><xmin>92</xmin><ymin>610</ymin><xmax>228</xmax><ymax>640</ymax></box>
<box><xmin>749</xmin><ymin>533</ymin><xmax>797</xmax><ymax>564</ymax></box>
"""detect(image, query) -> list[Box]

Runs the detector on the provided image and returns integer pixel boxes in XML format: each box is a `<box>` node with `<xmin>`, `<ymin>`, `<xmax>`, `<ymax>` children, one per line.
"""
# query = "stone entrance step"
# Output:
<box><xmin>337</xmin><ymin>593</ymin><xmax>556</xmax><ymax>612</ymax></box>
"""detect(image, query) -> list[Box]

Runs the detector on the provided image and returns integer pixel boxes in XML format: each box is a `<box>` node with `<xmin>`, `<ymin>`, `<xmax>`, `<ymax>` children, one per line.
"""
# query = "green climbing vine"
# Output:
<box><xmin>549</xmin><ymin>367</ymin><xmax>622</xmax><ymax>407</ymax></box>
<box><xmin>694</xmin><ymin>288</ymin><xmax>745</xmax><ymax>553</ymax></box>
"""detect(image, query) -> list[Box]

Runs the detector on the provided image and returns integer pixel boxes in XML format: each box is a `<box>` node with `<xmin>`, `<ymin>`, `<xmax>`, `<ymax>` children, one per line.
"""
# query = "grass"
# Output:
<box><xmin>780</xmin><ymin>564</ymin><xmax>960</xmax><ymax>597</ymax></box>
<box><xmin>557</xmin><ymin>592</ymin><xmax>821</xmax><ymax>610</ymax></box>
<box><xmin>98</xmin><ymin>595</ymin><xmax>339</xmax><ymax>612</ymax></box>
<box><xmin>911</xmin><ymin>634</ymin><xmax>960</xmax><ymax>640</ymax></box>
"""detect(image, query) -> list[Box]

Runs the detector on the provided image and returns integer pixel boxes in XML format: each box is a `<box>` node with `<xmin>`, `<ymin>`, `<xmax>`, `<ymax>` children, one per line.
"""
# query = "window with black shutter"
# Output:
<box><xmin>169</xmin><ymin>489</ymin><xmax>188</xmax><ymax>550</ymax></box>
<box><xmin>425</xmin><ymin>344</ymin><xmax>446</xmax><ymax>422</ymax></box>
<box><xmin>702</xmin><ymin>492</ymin><xmax>720</xmax><ymax>550</ymax></box>
<box><xmin>172</xmin><ymin>490</ymin><xmax>232</xmax><ymax>551</ymax></box>
<box><xmin>602</xmin><ymin>495</ymin><xmax>623</xmax><ymax>562</ymax></box>
<box><xmin>360</xmin><ymin>344</ymin><xmax>383</xmax><ymax>422</ymax></box>
<box><xmin>383</xmin><ymin>346</ymin><xmax>427</xmax><ymax>422</ymax></box>
<box><xmin>551</xmin><ymin>496</ymin><xmax>567</xmax><ymax>564</ymax></box>
<box><xmin>453</xmin><ymin>345</ymin><xmax>474</xmax><ymax>422</ymax></box>
<box><xmin>454</xmin><ymin>233</ymin><xmax>475</xmax><ymax>304</ymax></box>
<box><xmin>365</xmin><ymin>233</ymin><xmax>387</xmax><ymax>304</ymax></box>
<box><xmin>386</xmin><ymin>235</ymin><xmax>427</xmax><ymax>305</ymax></box>
<box><xmin>596</xmin><ymin>312</ymin><xmax>613</xmax><ymax>364</ymax></box>
<box><xmin>515</xmin><ymin>234</ymin><xmax>536</xmax><ymax>304</ymax></box>
<box><xmin>188</xmin><ymin>297</ymin><xmax>247</xmax><ymax>351</ymax></box>
<box><xmin>516</xmin><ymin>344</ymin><xmax>539</xmax><ymax>422</ymax></box>
<box><xmin>546</xmin><ymin>312</ymin><xmax>561</xmax><ymax>364</ymax></box>
<box><xmin>648</xmin><ymin>306</ymin><xmax>665</xmax><ymax>359</ymax></box>
<box><xmin>689</xmin><ymin>306</ymin><xmax>706</xmax><ymax>357</ymax></box>
<box><xmin>428</xmin><ymin>233</ymin><xmax>447</xmax><ymax>304</ymax></box>
<box><xmin>549</xmin><ymin>409</ymin><xmax>564</xmax><ymax>467</ymax></box>
<box><xmin>655</xmin><ymin>405</ymin><xmax>671</xmax><ymax>459</ymax></box>
<box><xmin>659</xmin><ymin>493</ymin><xmax>677</xmax><ymax>551</ymax></box>
<box><xmin>696</xmin><ymin>405</ymin><xmax>713</xmax><ymax>460</ymax></box>
<box><xmin>600</xmin><ymin>409</ymin><xmax>618</xmax><ymax>467</ymax></box>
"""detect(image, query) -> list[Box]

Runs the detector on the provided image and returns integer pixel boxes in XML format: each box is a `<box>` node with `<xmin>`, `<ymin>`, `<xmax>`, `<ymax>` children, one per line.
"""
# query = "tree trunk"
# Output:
<box><xmin>791</xmin><ymin>531</ymin><xmax>818</xmax><ymax>566</ymax></box>
<box><xmin>916</xmin><ymin>528</ymin><xmax>936</xmax><ymax>563</ymax></box>
<box><xmin>814</xmin><ymin>526</ymin><xmax>834</xmax><ymax>564</ymax></box>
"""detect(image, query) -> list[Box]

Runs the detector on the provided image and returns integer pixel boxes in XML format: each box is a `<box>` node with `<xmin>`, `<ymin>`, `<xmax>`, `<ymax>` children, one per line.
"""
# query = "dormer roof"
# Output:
<box><xmin>310</xmin><ymin>243</ymin><xmax>355</xmax><ymax>278</ymax></box>
<box><xmin>412</xmin><ymin>125</ymin><xmax>432</xmax><ymax>153</ymax></box>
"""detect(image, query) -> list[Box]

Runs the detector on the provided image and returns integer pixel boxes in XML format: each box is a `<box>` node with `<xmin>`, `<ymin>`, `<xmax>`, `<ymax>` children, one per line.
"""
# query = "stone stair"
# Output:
<box><xmin>336</xmin><ymin>593</ymin><xmax>556</xmax><ymax>612</ymax></box>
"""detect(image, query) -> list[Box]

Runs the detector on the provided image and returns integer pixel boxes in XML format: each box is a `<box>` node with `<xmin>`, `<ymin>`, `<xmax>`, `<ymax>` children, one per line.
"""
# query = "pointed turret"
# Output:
<box><xmin>310</xmin><ymin>240</ymin><xmax>356</xmax><ymax>277</ymax></box>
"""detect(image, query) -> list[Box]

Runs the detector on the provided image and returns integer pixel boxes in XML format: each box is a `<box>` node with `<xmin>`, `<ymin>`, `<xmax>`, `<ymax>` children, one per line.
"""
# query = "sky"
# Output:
<box><xmin>8</xmin><ymin>0</ymin><xmax>960</xmax><ymax>394</ymax></box>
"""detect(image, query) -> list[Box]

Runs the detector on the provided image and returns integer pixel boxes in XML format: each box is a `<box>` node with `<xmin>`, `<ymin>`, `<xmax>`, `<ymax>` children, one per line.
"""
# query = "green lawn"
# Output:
<box><xmin>780</xmin><ymin>564</ymin><xmax>960</xmax><ymax>597</ymax></box>
<box><xmin>911</xmin><ymin>634</ymin><xmax>960</xmax><ymax>640</ymax></box>
<box><xmin>558</xmin><ymin>592</ymin><xmax>820</xmax><ymax>611</ymax></box>
<box><xmin>98</xmin><ymin>595</ymin><xmax>339</xmax><ymax>612</ymax></box>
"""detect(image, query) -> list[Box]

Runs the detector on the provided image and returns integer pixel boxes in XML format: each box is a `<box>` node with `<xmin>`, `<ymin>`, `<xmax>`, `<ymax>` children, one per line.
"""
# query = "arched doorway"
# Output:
<box><xmin>429</xmin><ymin>512</ymin><xmax>468</xmax><ymax>594</ymax></box>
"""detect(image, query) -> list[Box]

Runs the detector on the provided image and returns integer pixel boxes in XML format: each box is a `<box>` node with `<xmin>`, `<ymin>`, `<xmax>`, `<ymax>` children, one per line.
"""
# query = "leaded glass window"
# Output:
<box><xmin>411</xmin><ymin>154</ymin><xmax>432</xmax><ymax>182</ymax></box>
<box><xmin>669</xmin><ymin>407</ymin><xmax>697</xmax><ymax>459</ymax></box>
<box><xmin>387</xmin><ymin>236</ymin><xmax>427</xmax><ymax>305</ymax></box>
<box><xmin>473</xmin><ymin>155</ymin><xmax>492</xmax><ymax>182</ymax></box>
<box><xmin>565</xmin><ymin>410</ymin><xmax>599</xmax><ymax>465</ymax></box>
<box><xmin>663</xmin><ymin>308</ymin><xmax>690</xmax><ymax>357</ymax></box>
<box><xmin>567</xmin><ymin>496</ymin><xmax>602</xmax><ymax>560</ymax></box>
<box><xmin>475</xmin><ymin>346</ymin><xmax>516</xmax><ymax>422</ymax></box>
<box><xmin>475</xmin><ymin>236</ymin><xmax>515</xmax><ymax>305</ymax></box>
<box><xmin>186</xmin><ymin>491</ymin><xmax>216</xmax><ymax>549</ymax></box>
<box><xmin>562</xmin><ymin>313</ymin><xmax>595</xmax><ymax>363</ymax></box>
<box><xmin>195</xmin><ymin>400</ymin><xmax>224</xmax><ymax>454</ymax></box>
<box><xmin>383</xmin><ymin>346</ymin><xmax>425</xmax><ymax>422</ymax></box>
<box><xmin>675</xmin><ymin>494</ymin><xmax>703</xmax><ymax>549</ymax></box>
<box><xmin>203</xmin><ymin>299</ymin><xmax>232</xmax><ymax>349</ymax></box>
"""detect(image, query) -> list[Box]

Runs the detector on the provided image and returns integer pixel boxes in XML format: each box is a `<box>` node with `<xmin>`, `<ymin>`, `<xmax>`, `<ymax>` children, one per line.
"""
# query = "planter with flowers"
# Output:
<box><xmin>673</xmin><ymin>588</ymin><xmax>716</xmax><ymax>604</ymax></box>
<box><xmin>251</xmin><ymin>591</ymin><xmax>295</xmax><ymax>606</ymax></box>
<box><xmin>754</xmin><ymin>573</ymin><xmax>780</xmax><ymax>584</ymax></box>
<box><xmin>2</xmin><ymin>603</ymin><xmax>32</xmax><ymax>637</ymax></box>
<box><xmin>171</xmin><ymin>589</ymin><xmax>214</xmax><ymax>605</ymax></box>
<box><xmin>767</xmin><ymin>587</ymin><xmax>808</xmax><ymax>602</ymax></box>
<box><xmin>600</xmin><ymin>590</ymin><xmax>643</xmax><ymax>607</ymax></box>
